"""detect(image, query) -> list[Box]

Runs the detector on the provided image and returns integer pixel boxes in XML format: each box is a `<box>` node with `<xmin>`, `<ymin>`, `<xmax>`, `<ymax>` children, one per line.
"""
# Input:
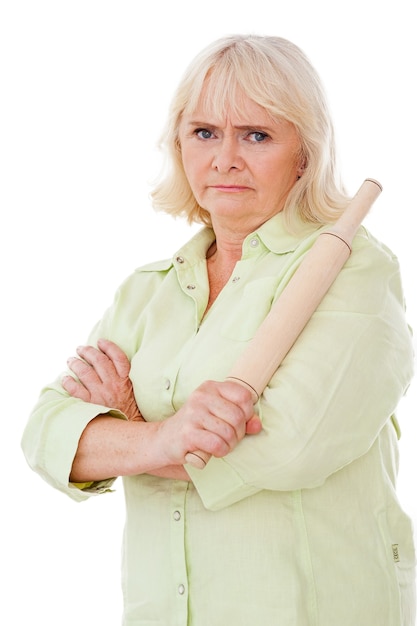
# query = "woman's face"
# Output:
<box><xmin>178</xmin><ymin>91</ymin><xmax>302</xmax><ymax>232</ymax></box>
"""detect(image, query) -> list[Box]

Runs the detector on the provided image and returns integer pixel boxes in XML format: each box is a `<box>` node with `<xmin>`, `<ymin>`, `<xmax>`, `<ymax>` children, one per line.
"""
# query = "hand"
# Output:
<box><xmin>156</xmin><ymin>380</ymin><xmax>262</xmax><ymax>466</ymax></box>
<box><xmin>62</xmin><ymin>338</ymin><xmax>144</xmax><ymax>422</ymax></box>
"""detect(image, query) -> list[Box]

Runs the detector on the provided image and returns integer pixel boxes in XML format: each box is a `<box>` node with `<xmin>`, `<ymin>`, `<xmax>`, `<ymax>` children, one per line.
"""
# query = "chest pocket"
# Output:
<box><xmin>220</xmin><ymin>276</ymin><xmax>280</xmax><ymax>341</ymax></box>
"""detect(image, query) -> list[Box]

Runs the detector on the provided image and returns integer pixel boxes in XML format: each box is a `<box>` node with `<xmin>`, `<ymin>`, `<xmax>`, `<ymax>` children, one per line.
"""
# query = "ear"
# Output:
<box><xmin>297</xmin><ymin>157</ymin><xmax>307</xmax><ymax>178</ymax></box>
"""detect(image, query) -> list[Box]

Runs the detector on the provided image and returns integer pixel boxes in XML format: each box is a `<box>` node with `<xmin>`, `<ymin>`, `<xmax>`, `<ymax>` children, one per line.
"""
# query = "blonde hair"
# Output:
<box><xmin>151</xmin><ymin>35</ymin><xmax>350</xmax><ymax>229</ymax></box>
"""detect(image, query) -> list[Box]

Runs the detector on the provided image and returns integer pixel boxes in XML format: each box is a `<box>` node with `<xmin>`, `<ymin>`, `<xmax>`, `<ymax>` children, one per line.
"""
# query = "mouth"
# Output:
<box><xmin>210</xmin><ymin>185</ymin><xmax>251</xmax><ymax>193</ymax></box>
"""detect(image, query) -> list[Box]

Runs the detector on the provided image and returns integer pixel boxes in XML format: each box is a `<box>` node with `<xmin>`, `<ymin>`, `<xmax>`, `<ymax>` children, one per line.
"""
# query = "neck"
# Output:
<box><xmin>203</xmin><ymin>237</ymin><xmax>240</xmax><ymax>317</ymax></box>
<box><xmin>203</xmin><ymin>222</ymin><xmax>253</xmax><ymax>317</ymax></box>
<box><xmin>208</xmin><ymin>217</ymin><xmax>256</xmax><ymax>265</ymax></box>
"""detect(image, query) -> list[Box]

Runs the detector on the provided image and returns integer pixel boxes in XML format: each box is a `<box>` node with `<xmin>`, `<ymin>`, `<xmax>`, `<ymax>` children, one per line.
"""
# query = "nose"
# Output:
<box><xmin>211</xmin><ymin>137</ymin><xmax>244</xmax><ymax>173</ymax></box>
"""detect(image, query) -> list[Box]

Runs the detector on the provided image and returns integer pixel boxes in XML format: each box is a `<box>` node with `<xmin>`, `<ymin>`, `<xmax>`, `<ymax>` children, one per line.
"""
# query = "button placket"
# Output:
<box><xmin>176</xmin><ymin>258</ymin><xmax>209</xmax><ymax>327</ymax></box>
<box><xmin>170</xmin><ymin>482</ymin><xmax>189</xmax><ymax>619</ymax></box>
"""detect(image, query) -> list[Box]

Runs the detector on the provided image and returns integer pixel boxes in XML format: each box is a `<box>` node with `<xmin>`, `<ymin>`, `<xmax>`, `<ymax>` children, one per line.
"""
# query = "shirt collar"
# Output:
<box><xmin>173</xmin><ymin>227</ymin><xmax>216</xmax><ymax>267</ymax></box>
<box><xmin>173</xmin><ymin>211</ymin><xmax>322</xmax><ymax>264</ymax></box>
<box><xmin>252</xmin><ymin>211</ymin><xmax>321</xmax><ymax>254</ymax></box>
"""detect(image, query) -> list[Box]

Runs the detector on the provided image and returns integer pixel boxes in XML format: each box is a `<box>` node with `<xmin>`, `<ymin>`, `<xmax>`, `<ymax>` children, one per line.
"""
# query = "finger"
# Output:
<box><xmin>96</xmin><ymin>338</ymin><xmax>131</xmax><ymax>379</ymax></box>
<box><xmin>67</xmin><ymin>355</ymin><xmax>103</xmax><ymax>386</ymax></box>
<box><xmin>217</xmin><ymin>380</ymin><xmax>254</xmax><ymax>408</ymax></box>
<box><xmin>245</xmin><ymin>414</ymin><xmax>262</xmax><ymax>435</ymax></box>
<box><xmin>208</xmin><ymin>381</ymin><xmax>255</xmax><ymax>423</ymax></box>
<box><xmin>199</xmin><ymin>412</ymin><xmax>241</xmax><ymax>449</ymax></box>
<box><xmin>61</xmin><ymin>374</ymin><xmax>91</xmax><ymax>402</ymax></box>
<box><xmin>75</xmin><ymin>344</ymin><xmax>117</xmax><ymax>383</ymax></box>
<box><xmin>189</xmin><ymin>428</ymin><xmax>232</xmax><ymax>459</ymax></box>
<box><xmin>184</xmin><ymin>413</ymin><xmax>261</xmax><ymax>468</ymax></box>
<box><xmin>171</xmin><ymin>416</ymin><xmax>232</xmax><ymax>461</ymax></box>
<box><xmin>194</xmin><ymin>382</ymin><xmax>249</xmax><ymax>433</ymax></box>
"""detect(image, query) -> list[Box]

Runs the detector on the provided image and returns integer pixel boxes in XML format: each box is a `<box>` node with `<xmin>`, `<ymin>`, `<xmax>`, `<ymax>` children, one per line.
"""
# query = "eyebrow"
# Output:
<box><xmin>185</xmin><ymin>120</ymin><xmax>275</xmax><ymax>133</ymax></box>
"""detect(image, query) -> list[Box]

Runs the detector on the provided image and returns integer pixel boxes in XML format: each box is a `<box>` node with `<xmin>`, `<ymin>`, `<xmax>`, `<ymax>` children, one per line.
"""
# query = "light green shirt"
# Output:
<box><xmin>22</xmin><ymin>213</ymin><xmax>415</xmax><ymax>625</ymax></box>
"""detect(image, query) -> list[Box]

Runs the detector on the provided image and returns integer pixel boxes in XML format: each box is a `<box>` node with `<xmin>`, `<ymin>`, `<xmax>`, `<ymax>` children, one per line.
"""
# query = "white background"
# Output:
<box><xmin>1</xmin><ymin>1</ymin><xmax>416</xmax><ymax>624</ymax></box>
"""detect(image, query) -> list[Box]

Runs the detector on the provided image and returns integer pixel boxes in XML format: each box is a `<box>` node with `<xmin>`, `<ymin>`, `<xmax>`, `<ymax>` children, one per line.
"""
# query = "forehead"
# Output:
<box><xmin>183</xmin><ymin>83</ymin><xmax>277</xmax><ymax>126</ymax></box>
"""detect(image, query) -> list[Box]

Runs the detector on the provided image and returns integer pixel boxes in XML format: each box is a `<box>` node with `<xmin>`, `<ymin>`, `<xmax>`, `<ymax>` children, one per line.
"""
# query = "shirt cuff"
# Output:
<box><xmin>186</xmin><ymin>456</ymin><xmax>260</xmax><ymax>511</ymax></box>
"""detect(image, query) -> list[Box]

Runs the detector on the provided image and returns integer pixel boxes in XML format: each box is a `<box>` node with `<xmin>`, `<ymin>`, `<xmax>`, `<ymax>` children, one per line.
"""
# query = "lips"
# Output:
<box><xmin>210</xmin><ymin>185</ymin><xmax>251</xmax><ymax>192</ymax></box>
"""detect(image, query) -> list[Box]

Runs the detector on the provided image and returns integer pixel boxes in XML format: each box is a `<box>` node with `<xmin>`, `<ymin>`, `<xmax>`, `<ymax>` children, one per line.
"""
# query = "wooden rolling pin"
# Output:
<box><xmin>185</xmin><ymin>178</ymin><xmax>382</xmax><ymax>469</ymax></box>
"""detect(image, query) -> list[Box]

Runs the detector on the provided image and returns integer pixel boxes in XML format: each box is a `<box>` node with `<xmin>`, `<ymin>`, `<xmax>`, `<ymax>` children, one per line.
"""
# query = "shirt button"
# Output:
<box><xmin>173</xmin><ymin>510</ymin><xmax>181</xmax><ymax>521</ymax></box>
<box><xmin>250</xmin><ymin>238</ymin><xmax>259</xmax><ymax>248</ymax></box>
<box><xmin>176</xmin><ymin>256</ymin><xmax>185</xmax><ymax>264</ymax></box>
<box><xmin>178</xmin><ymin>584</ymin><xmax>185</xmax><ymax>595</ymax></box>
<box><xmin>164</xmin><ymin>379</ymin><xmax>171</xmax><ymax>390</ymax></box>
<box><xmin>186</xmin><ymin>284</ymin><xmax>196</xmax><ymax>290</ymax></box>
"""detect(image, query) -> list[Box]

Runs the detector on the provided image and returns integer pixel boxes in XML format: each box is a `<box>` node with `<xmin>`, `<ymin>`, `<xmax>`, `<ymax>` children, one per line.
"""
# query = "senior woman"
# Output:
<box><xmin>22</xmin><ymin>35</ymin><xmax>415</xmax><ymax>625</ymax></box>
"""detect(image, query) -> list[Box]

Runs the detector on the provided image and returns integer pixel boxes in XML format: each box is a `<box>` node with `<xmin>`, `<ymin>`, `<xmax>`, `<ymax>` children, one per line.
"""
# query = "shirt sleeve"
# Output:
<box><xmin>187</xmin><ymin>231</ymin><xmax>414</xmax><ymax>510</ymax></box>
<box><xmin>21</xmin><ymin>376</ymin><xmax>128</xmax><ymax>501</ymax></box>
<box><xmin>20</xmin><ymin>281</ymin><xmax>131</xmax><ymax>501</ymax></box>
<box><xmin>21</xmin><ymin>262</ymin><xmax>173</xmax><ymax>501</ymax></box>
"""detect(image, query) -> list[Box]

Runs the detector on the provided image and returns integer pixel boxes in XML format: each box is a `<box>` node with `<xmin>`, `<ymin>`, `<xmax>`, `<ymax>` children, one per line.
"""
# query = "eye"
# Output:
<box><xmin>195</xmin><ymin>128</ymin><xmax>214</xmax><ymax>139</ymax></box>
<box><xmin>248</xmin><ymin>131</ymin><xmax>269</xmax><ymax>143</ymax></box>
